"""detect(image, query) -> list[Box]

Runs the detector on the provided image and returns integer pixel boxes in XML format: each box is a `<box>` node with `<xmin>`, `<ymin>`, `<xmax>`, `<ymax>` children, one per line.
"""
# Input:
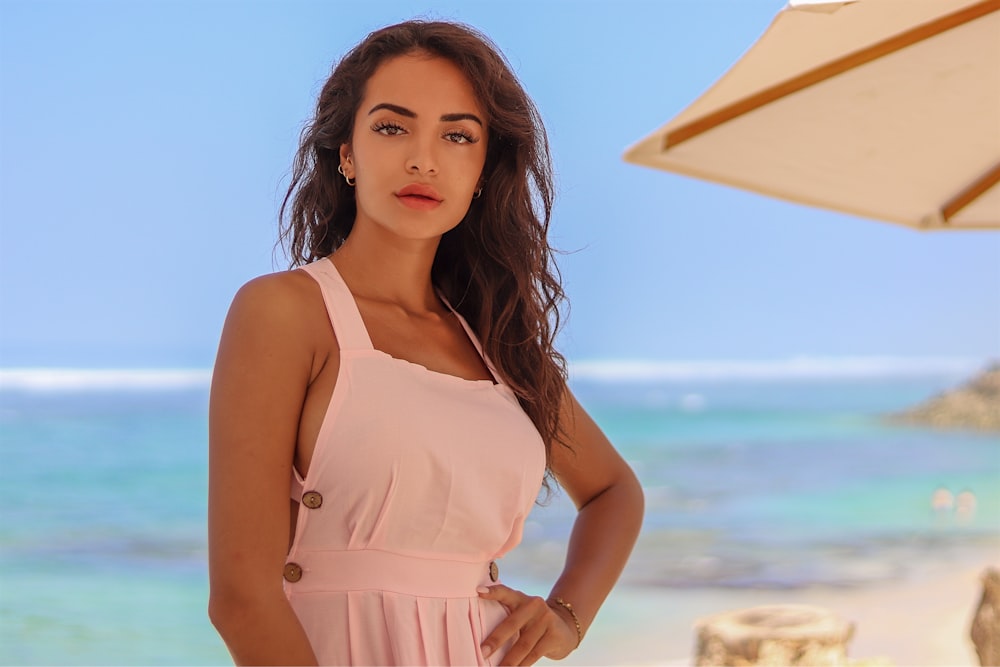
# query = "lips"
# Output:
<box><xmin>395</xmin><ymin>183</ymin><xmax>443</xmax><ymax>211</ymax></box>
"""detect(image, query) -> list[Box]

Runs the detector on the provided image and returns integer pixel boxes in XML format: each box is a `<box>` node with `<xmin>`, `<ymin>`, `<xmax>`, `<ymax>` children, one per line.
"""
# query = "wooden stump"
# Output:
<box><xmin>694</xmin><ymin>604</ymin><xmax>855</xmax><ymax>666</ymax></box>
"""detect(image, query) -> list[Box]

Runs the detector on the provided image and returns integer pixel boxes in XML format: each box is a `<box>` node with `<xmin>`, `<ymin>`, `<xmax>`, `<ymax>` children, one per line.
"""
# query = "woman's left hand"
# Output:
<box><xmin>477</xmin><ymin>584</ymin><xmax>579</xmax><ymax>666</ymax></box>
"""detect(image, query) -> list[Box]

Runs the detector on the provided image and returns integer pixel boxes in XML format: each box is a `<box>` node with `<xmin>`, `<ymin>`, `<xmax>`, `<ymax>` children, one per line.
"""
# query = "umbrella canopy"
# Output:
<box><xmin>623</xmin><ymin>0</ymin><xmax>1000</xmax><ymax>230</ymax></box>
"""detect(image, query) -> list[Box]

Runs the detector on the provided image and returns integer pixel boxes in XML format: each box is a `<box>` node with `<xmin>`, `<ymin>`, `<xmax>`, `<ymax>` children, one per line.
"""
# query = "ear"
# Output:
<box><xmin>339</xmin><ymin>144</ymin><xmax>354</xmax><ymax>177</ymax></box>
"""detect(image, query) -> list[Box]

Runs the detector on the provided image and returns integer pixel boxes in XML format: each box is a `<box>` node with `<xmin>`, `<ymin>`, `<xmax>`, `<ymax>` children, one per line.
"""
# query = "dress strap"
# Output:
<box><xmin>438</xmin><ymin>293</ymin><xmax>503</xmax><ymax>385</ymax></box>
<box><xmin>299</xmin><ymin>258</ymin><xmax>374</xmax><ymax>351</ymax></box>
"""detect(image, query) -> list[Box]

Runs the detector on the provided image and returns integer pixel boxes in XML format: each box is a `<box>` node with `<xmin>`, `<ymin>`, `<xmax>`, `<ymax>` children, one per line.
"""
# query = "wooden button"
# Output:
<box><xmin>489</xmin><ymin>561</ymin><xmax>499</xmax><ymax>582</ymax></box>
<box><xmin>283</xmin><ymin>562</ymin><xmax>303</xmax><ymax>583</ymax></box>
<box><xmin>302</xmin><ymin>491</ymin><xmax>323</xmax><ymax>509</ymax></box>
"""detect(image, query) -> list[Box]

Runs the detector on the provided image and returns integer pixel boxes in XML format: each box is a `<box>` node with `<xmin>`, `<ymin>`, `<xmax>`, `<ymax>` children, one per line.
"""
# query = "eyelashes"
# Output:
<box><xmin>371</xmin><ymin>120</ymin><xmax>479</xmax><ymax>145</ymax></box>
<box><xmin>372</xmin><ymin>120</ymin><xmax>405</xmax><ymax>136</ymax></box>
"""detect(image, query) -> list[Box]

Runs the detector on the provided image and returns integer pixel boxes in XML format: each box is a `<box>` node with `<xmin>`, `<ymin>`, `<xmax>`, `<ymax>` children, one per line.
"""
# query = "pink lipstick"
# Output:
<box><xmin>396</xmin><ymin>183</ymin><xmax>443</xmax><ymax>211</ymax></box>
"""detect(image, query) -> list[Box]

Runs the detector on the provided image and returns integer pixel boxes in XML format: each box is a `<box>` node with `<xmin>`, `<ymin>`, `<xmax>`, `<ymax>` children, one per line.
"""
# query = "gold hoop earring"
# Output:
<box><xmin>337</xmin><ymin>164</ymin><xmax>356</xmax><ymax>187</ymax></box>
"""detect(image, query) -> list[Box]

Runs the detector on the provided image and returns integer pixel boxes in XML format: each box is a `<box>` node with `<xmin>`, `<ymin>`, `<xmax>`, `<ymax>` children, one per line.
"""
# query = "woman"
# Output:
<box><xmin>208</xmin><ymin>20</ymin><xmax>643</xmax><ymax>666</ymax></box>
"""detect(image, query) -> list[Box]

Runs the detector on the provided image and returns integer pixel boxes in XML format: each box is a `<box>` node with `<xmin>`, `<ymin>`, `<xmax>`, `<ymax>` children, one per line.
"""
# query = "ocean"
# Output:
<box><xmin>1</xmin><ymin>362</ymin><xmax>998</xmax><ymax>665</ymax></box>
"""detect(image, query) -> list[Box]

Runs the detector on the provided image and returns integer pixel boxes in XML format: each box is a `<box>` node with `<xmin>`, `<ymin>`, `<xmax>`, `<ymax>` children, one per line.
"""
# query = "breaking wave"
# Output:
<box><xmin>0</xmin><ymin>368</ymin><xmax>212</xmax><ymax>392</ymax></box>
<box><xmin>568</xmin><ymin>356</ymin><xmax>987</xmax><ymax>382</ymax></box>
<box><xmin>0</xmin><ymin>356</ymin><xmax>989</xmax><ymax>391</ymax></box>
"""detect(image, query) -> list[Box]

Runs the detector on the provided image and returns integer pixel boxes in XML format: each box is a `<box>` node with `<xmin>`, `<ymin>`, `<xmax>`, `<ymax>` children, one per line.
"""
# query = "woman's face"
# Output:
<box><xmin>340</xmin><ymin>52</ymin><xmax>488</xmax><ymax>243</ymax></box>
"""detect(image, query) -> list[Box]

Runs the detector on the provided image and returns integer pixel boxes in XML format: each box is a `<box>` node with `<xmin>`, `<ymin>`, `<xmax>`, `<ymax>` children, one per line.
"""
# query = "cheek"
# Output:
<box><xmin>455</xmin><ymin>148</ymin><xmax>487</xmax><ymax>187</ymax></box>
<box><xmin>352</xmin><ymin>152</ymin><xmax>393</xmax><ymax>198</ymax></box>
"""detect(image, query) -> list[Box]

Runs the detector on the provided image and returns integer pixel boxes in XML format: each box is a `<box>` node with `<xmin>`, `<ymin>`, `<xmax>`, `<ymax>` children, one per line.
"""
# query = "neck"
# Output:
<box><xmin>331</xmin><ymin>221</ymin><xmax>443</xmax><ymax>313</ymax></box>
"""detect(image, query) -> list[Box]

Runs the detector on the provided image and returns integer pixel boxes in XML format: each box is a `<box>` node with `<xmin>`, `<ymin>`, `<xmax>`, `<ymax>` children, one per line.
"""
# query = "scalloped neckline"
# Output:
<box><xmin>371</xmin><ymin>349</ymin><xmax>500</xmax><ymax>387</ymax></box>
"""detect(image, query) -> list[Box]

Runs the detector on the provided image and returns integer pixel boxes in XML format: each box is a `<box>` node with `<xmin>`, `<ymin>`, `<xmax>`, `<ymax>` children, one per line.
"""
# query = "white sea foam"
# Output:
<box><xmin>0</xmin><ymin>368</ymin><xmax>212</xmax><ymax>392</ymax></box>
<box><xmin>0</xmin><ymin>356</ymin><xmax>989</xmax><ymax>391</ymax></box>
<box><xmin>567</xmin><ymin>356</ymin><xmax>988</xmax><ymax>383</ymax></box>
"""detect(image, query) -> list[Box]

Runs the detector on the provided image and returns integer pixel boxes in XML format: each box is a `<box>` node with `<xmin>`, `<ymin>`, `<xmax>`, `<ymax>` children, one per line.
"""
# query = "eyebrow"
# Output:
<box><xmin>367</xmin><ymin>102</ymin><xmax>483</xmax><ymax>127</ymax></box>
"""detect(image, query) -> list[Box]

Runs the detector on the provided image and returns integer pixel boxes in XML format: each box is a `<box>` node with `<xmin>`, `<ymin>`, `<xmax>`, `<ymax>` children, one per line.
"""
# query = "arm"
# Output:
<box><xmin>546</xmin><ymin>389</ymin><xmax>645</xmax><ymax>636</ymax></box>
<box><xmin>479</xmin><ymin>388</ymin><xmax>645</xmax><ymax>665</ymax></box>
<box><xmin>207</xmin><ymin>273</ymin><xmax>325</xmax><ymax>666</ymax></box>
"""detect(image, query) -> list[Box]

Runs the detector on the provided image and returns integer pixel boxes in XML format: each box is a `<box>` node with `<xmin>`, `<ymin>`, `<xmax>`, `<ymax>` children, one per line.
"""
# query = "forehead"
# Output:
<box><xmin>361</xmin><ymin>53</ymin><xmax>485</xmax><ymax>119</ymax></box>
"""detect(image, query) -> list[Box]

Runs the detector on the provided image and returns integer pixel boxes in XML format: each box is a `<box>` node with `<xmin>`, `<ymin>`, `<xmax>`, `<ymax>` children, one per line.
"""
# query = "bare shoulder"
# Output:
<box><xmin>230</xmin><ymin>268</ymin><xmax>324</xmax><ymax>324</ymax></box>
<box><xmin>217</xmin><ymin>268</ymin><xmax>334</xmax><ymax>384</ymax></box>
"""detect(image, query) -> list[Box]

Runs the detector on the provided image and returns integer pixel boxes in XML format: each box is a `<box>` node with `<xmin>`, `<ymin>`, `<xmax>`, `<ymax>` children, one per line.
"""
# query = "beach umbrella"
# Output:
<box><xmin>623</xmin><ymin>0</ymin><xmax>1000</xmax><ymax>230</ymax></box>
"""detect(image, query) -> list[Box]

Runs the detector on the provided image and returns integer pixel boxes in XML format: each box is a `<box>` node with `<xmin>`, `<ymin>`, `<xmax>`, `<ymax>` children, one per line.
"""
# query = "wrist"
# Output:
<box><xmin>546</xmin><ymin>596</ymin><xmax>583</xmax><ymax>649</ymax></box>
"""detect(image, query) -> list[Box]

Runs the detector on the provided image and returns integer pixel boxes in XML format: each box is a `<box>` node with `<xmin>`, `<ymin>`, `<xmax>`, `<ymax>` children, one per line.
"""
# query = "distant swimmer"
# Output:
<box><xmin>956</xmin><ymin>489</ymin><xmax>978</xmax><ymax>523</ymax></box>
<box><xmin>932</xmin><ymin>486</ymin><xmax>955</xmax><ymax>514</ymax></box>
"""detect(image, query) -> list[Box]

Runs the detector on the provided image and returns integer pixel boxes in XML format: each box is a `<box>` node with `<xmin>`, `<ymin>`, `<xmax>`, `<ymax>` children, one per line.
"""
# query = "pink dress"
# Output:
<box><xmin>283</xmin><ymin>258</ymin><xmax>547</xmax><ymax>666</ymax></box>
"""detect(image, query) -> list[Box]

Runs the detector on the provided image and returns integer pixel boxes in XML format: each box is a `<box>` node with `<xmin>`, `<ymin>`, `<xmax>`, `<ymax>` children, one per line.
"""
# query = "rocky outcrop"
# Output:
<box><xmin>892</xmin><ymin>363</ymin><xmax>1000</xmax><ymax>431</ymax></box>
<box><xmin>971</xmin><ymin>567</ymin><xmax>1000</xmax><ymax>667</ymax></box>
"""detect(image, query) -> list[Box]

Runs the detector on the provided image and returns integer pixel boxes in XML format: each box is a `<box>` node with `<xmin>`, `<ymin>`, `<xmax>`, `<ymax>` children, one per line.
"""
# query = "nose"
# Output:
<box><xmin>405</xmin><ymin>135</ymin><xmax>439</xmax><ymax>176</ymax></box>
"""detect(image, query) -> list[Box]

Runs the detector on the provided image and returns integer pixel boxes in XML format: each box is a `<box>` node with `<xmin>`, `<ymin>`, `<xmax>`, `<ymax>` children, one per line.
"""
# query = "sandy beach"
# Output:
<box><xmin>546</xmin><ymin>547</ymin><xmax>997</xmax><ymax>666</ymax></box>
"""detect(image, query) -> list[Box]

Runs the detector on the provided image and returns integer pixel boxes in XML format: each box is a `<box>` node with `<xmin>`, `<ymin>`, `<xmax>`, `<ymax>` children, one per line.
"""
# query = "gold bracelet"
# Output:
<box><xmin>548</xmin><ymin>596</ymin><xmax>583</xmax><ymax>648</ymax></box>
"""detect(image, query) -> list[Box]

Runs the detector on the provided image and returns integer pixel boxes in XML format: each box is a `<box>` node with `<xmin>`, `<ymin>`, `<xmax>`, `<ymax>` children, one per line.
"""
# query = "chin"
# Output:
<box><xmin>372</xmin><ymin>209</ymin><xmax>466</xmax><ymax>240</ymax></box>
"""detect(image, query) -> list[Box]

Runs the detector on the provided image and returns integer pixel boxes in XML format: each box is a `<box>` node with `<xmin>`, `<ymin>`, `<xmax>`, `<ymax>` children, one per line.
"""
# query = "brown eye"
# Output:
<box><xmin>445</xmin><ymin>131</ymin><xmax>476</xmax><ymax>144</ymax></box>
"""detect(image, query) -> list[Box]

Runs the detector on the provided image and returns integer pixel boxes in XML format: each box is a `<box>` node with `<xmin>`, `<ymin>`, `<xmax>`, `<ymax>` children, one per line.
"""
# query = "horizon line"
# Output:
<box><xmin>0</xmin><ymin>355</ymin><xmax>992</xmax><ymax>392</ymax></box>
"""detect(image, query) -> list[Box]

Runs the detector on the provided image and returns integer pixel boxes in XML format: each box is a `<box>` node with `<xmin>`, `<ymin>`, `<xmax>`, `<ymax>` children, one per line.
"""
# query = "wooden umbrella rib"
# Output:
<box><xmin>941</xmin><ymin>162</ymin><xmax>1000</xmax><ymax>224</ymax></box>
<box><xmin>663</xmin><ymin>0</ymin><xmax>1000</xmax><ymax>149</ymax></box>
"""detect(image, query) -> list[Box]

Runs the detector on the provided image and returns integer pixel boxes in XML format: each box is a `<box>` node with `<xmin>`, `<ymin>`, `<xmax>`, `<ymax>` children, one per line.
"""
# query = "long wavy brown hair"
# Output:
<box><xmin>279</xmin><ymin>20</ymin><xmax>569</xmax><ymax>477</ymax></box>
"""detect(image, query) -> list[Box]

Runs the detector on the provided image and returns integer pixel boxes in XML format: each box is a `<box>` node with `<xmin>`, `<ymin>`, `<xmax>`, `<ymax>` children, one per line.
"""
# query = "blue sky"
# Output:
<box><xmin>1</xmin><ymin>0</ymin><xmax>998</xmax><ymax>370</ymax></box>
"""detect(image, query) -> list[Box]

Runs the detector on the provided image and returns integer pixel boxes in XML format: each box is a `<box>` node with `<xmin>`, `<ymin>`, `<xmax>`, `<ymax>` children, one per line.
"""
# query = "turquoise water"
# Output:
<box><xmin>1</xmin><ymin>372</ymin><xmax>998</xmax><ymax>664</ymax></box>
<box><xmin>0</xmin><ymin>390</ymin><xmax>220</xmax><ymax>664</ymax></box>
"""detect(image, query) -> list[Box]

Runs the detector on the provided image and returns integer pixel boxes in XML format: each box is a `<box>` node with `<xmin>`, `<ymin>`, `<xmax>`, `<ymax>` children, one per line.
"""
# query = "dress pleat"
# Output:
<box><xmin>379</xmin><ymin>593</ymin><xmax>397</xmax><ymax>665</ymax></box>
